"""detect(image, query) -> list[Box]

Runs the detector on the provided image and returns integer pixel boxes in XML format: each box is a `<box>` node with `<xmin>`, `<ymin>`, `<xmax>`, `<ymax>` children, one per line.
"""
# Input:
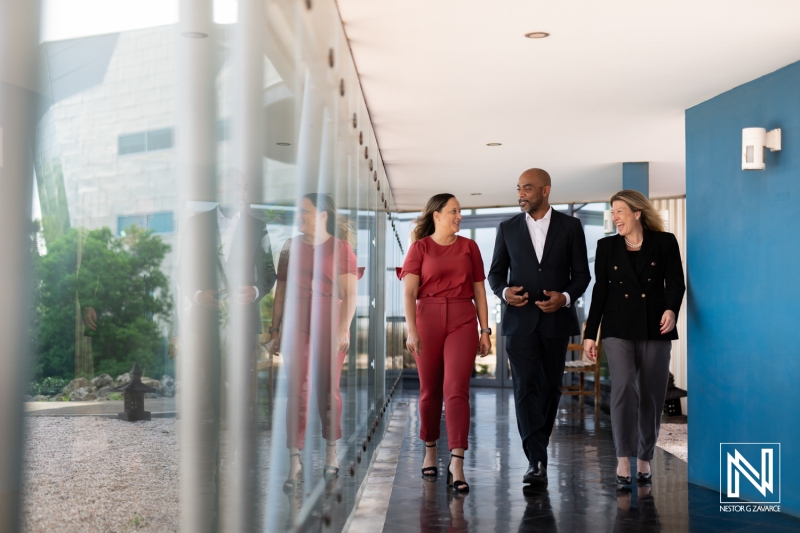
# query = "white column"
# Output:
<box><xmin>177</xmin><ymin>2</ymin><xmax>220</xmax><ymax>533</ymax></box>
<box><xmin>0</xmin><ymin>1</ymin><xmax>40</xmax><ymax>531</ymax></box>
<box><xmin>225</xmin><ymin>0</ymin><xmax>265</xmax><ymax>530</ymax></box>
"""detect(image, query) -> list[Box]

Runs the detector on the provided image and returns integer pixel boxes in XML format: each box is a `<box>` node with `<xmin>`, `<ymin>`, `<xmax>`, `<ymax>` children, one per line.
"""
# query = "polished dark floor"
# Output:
<box><xmin>382</xmin><ymin>389</ymin><xmax>800</xmax><ymax>533</ymax></box>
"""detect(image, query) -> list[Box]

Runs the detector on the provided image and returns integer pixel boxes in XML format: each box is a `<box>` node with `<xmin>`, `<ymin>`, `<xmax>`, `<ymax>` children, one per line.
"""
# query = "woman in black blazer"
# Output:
<box><xmin>584</xmin><ymin>190</ymin><xmax>685</xmax><ymax>486</ymax></box>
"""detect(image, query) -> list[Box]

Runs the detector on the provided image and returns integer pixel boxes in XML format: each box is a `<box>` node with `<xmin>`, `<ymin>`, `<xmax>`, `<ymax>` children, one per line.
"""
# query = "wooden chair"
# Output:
<box><xmin>562</xmin><ymin>323</ymin><xmax>601</xmax><ymax>414</ymax></box>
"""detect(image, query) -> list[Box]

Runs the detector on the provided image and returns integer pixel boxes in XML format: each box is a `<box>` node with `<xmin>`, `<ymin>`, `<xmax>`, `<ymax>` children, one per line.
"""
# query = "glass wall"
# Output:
<box><xmin>2</xmin><ymin>1</ymin><xmax>404</xmax><ymax>531</ymax></box>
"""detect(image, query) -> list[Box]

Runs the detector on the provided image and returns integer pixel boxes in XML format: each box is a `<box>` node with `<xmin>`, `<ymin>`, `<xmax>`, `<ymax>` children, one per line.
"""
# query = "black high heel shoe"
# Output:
<box><xmin>447</xmin><ymin>454</ymin><xmax>469</xmax><ymax>493</ymax></box>
<box><xmin>421</xmin><ymin>443</ymin><xmax>438</xmax><ymax>477</ymax></box>
<box><xmin>283</xmin><ymin>452</ymin><xmax>302</xmax><ymax>493</ymax></box>
<box><xmin>637</xmin><ymin>461</ymin><xmax>652</xmax><ymax>483</ymax></box>
<box><xmin>324</xmin><ymin>442</ymin><xmax>339</xmax><ymax>480</ymax></box>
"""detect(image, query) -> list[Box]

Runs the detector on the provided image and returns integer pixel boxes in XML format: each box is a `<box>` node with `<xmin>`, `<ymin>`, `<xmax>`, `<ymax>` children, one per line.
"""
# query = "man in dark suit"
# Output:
<box><xmin>488</xmin><ymin>168</ymin><xmax>591</xmax><ymax>484</ymax></box>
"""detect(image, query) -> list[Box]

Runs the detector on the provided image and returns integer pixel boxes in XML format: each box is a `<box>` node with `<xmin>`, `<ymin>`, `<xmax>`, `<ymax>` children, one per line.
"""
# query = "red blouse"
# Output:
<box><xmin>399</xmin><ymin>236</ymin><xmax>485</xmax><ymax>299</ymax></box>
<box><xmin>277</xmin><ymin>237</ymin><xmax>358</xmax><ymax>298</ymax></box>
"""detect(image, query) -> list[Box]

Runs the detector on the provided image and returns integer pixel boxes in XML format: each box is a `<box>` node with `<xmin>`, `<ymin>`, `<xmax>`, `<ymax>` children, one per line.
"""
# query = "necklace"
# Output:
<box><xmin>625</xmin><ymin>237</ymin><xmax>643</xmax><ymax>249</ymax></box>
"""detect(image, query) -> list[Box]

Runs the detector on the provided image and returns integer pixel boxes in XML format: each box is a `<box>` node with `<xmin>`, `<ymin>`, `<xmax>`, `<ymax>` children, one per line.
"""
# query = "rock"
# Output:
<box><xmin>70</xmin><ymin>387</ymin><xmax>97</xmax><ymax>401</ymax></box>
<box><xmin>96</xmin><ymin>386</ymin><xmax>114</xmax><ymax>398</ymax></box>
<box><xmin>145</xmin><ymin>392</ymin><xmax>160</xmax><ymax>399</ymax></box>
<box><xmin>161</xmin><ymin>375</ymin><xmax>175</xmax><ymax>397</ymax></box>
<box><xmin>62</xmin><ymin>377</ymin><xmax>90</xmax><ymax>394</ymax></box>
<box><xmin>141</xmin><ymin>377</ymin><xmax>163</xmax><ymax>395</ymax></box>
<box><xmin>90</xmin><ymin>373</ymin><xmax>114</xmax><ymax>390</ymax></box>
<box><xmin>32</xmin><ymin>395</ymin><xmax>50</xmax><ymax>402</ymax></box>
<box><xmin>115</xmin><ymin>373</ymin><xmax>131</xmax><ymax>388</ymax></box>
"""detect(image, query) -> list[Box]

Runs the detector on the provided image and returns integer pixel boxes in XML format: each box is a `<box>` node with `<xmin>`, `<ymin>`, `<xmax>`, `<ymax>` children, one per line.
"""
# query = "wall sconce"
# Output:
<box><xmin>742</xmin><ymin>127</ymin><xmax>781</xmax><ymax>170</ymax></box>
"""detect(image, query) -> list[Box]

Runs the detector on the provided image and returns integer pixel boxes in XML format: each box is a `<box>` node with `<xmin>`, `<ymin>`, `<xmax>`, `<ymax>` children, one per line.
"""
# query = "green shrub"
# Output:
<box><xmin>108</xmin><ymin>392</ymin><xmax>123</xmax><ymax>401</ymax></box>
<box><xmin>29</xmin><ymin>377</ymin><xmax>70</xmax><ymax>397</ymax></box>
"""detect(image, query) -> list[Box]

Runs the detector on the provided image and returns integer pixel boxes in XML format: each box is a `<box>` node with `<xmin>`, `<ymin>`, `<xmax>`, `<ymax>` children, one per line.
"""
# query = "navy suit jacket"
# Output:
<box><xmin>488</xmin><ymin>209</ymin><xmax>591</xmax><ymax>338</ymax></box>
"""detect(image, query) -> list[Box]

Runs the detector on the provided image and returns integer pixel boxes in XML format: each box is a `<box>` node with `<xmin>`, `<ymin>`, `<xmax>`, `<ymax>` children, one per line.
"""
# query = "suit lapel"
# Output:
<box><xmin>516</xmin><ymin>213</ymin><xmax>539</xmax><ymax>265</ymax></box>
<box><xmin>614</xmin><ymin>235</ymin><xmax>640</xmax><ymax>285</ymax></box>
<box><xmin>635</xmin><ymin>229</ymin><xmax>656</xmax><ymax>275</ymax></box>
<box><xmin>540</xmin><ymin>209</ymin><xmax>562</xmax><ymax>264</ymax></box>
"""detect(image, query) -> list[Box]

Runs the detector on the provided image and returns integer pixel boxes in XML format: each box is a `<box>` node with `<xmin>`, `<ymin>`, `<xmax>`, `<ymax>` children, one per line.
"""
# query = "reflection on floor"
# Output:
<box><xmin>382</xmin><ymin>389</ymin><xmax>800</xmax><ymax>533</ymax></box>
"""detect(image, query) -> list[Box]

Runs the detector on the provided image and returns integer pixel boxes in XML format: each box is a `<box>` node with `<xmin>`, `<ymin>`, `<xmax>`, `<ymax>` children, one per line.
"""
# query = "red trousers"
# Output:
<box><xmin>285</xmin><ymin>297</ymin><xmax>346</xmax><ymax>449</ymax></box>
<box><xmin>415</xmin><ymin>298</ymin><xmax>478</xmax><ymax>450</ymax></box>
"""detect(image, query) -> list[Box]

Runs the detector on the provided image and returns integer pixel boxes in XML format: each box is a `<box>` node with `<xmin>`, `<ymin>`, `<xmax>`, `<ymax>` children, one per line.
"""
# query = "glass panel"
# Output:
<box><xmin>20</xmin><ymin>2</ymin><xmax>404</xmax><ymax>532</ymax></box>
<box><xmin>472</xmin><ymin>227</ymin><xmax>501</xmax><ymax>381</ymax></box>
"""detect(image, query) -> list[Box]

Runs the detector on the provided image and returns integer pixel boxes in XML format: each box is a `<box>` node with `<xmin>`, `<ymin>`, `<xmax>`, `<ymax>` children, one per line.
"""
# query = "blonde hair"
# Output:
<box><xmin>410</xmin><ymin>193</ymin><xmax>455</xmax><ymax>243</ymax></box>
<box><xmin>609</xmin><ymin>190</ymin><xmax>664</xmax><ymax>233</ymax></box>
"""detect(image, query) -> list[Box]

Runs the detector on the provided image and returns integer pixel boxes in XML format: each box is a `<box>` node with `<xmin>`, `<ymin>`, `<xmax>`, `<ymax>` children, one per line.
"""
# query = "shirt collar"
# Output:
<box><xmin>216</xmin><ymin>206</ymin><xmax>240</xmax><ymax>226</ymax></box>
<box><xmin>525</xmin><ymin>206</ymin><xmax>552</xmax><ymax>223</ymax></box>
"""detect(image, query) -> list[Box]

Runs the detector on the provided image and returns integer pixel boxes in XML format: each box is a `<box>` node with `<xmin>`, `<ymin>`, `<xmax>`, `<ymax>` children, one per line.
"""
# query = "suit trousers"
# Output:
<box><xmin>603</xmin><ymin>337</ymin><xmax>672</xmax><ymax>460</ymax></box>
<box><xmin>506</xmin><ymin>332</ymin><xmax>569</xmax><ymax>466</ymax></box>
<box><xmin>415</xmin><ymin>298</ymin><xmax>479</xmax><ymax>450</ymax></box>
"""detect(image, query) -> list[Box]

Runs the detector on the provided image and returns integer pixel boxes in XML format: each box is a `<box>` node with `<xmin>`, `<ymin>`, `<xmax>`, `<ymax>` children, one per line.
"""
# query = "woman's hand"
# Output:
<box><xmin>479</xmin><ymin>332</ymin><xmax>492</xmax><ymax>358</ymax></box>
<box><xmin>406</xmin><ymin>330</ymin><xmax>421</xmax><ymax>357</ymax></box>
<box><xmin>338</xmin><ymin>328</ymin><xmax>351</xmax><ymax>354</ymax></box>
<box><xmin>660</xmin><ymin>310</ymin><xmax>676</xmax><ymax>335</ymax></box>
<box><xmin>584</xmin><ymin>339</ymin><xmax>598</xmax><ymax>362</ymax></box>
<box><xmin>267</xmin><ymin>332</ymin><xmax>281</xmax><ymax>356</ymax></box>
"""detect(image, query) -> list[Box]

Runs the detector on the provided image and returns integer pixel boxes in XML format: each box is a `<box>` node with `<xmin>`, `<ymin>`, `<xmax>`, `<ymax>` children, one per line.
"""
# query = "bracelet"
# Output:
<box><xmin>268</xmin><ymin>326</ymin><xmax>281</xmax><ymax>334</ymax></box>
<box><xmin>480</xmin><ymin>328</ymin><xmax>492</xmax><ymax>335</ymax></box>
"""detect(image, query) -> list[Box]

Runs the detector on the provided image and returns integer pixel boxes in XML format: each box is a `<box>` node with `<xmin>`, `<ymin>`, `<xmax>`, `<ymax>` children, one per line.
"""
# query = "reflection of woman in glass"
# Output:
<box><xmin>400</xmin><ymin>193</ymin><xmax>491</xmax><ymax>493</ymax></box>
<box><xmin>269</xmin><ymin>193</ymin><xmax>358</xmax><ymax>491</ymax></box>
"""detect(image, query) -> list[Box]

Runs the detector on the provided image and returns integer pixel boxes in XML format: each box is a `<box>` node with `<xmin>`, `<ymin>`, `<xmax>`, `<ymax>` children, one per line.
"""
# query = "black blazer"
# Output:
<box><xmin>585</xmin><ymin>230</ymin><xmax>685</xmax><ymax>342</ymax></box>
<box><xmin>488</xmin><ymin>210</ymin><xmax>591</xmax><ymax>338</ymax></box>
<box><xmin>181</xmin><ymin>208</ymin><xmax>277</xmax><ymax>334</ymax></box>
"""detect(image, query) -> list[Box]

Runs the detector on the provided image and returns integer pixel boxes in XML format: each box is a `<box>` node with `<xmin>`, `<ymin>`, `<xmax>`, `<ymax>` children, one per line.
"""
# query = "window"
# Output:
<box><xmin>118</xmin><ymin>211</ymin><xmax>174</xmax><ymax>235</ymax></box>
<box><xmin>118</xmin><ymin>128</ymin><xmax>174</xmax><ymax>155</ymax></box>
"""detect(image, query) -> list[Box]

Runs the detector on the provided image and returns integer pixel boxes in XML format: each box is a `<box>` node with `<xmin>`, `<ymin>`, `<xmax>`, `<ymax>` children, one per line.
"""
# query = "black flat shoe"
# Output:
<box><xmin>421</xmin><ymin>443</ymin><xmax>438</xmax><ymax>478</ymax></box>
<box><xmin>615</xmin><ymin>475</ymin><xmax>632</xmax><ymax>485</ymax></box>
<box><xmin>637</xmin><ymin>472</ymin><xmax>652</xmax><ymax>483</ymax></box>
<box><xmin>447</xmin><ymin>454</ymin><xmax>469</xmax><ymax>492</ymax></box>
<box><xmin>523</xmin><ymin>461</ymin><xmax>548</xmax><ymax>485</ymax></box>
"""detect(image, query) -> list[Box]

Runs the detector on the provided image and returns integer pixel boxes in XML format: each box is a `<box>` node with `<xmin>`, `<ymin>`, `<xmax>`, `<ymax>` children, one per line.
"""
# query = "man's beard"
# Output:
<box><xmin>519</xmin><ymin>198</ymin><xmax>541</xmax><ymax>213</ymax></box>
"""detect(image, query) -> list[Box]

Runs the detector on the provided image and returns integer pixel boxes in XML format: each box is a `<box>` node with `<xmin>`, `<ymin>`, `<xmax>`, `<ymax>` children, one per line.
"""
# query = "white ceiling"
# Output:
<box><xmin>336</xmin><ymin>0</ymin><xmax>800</xmax><ymax>210</ymax></box>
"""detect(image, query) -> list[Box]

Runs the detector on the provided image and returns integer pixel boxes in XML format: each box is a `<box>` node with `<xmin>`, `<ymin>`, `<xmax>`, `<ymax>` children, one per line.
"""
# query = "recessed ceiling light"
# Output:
<box><xmin>276</xmin><ymin>142</ymin><xmax>291</xmax><ymax>146</ymax></box>
<box><xmin>486</xmin><ymin>143</ymin><xmax>502</xmax><ymax>146</ymax></box>
<box><xmin>182</xmin><ymin>32</ymin><xmax>208</xmax><ymax>39</ymax></box>
<box><xmin>471</xmin><ymin>193</ymin><xmax>482</xmax><ymax>196</ymax></box>
<box><xmin>524</xmin><ymin>32</ymin><xmax>550</xmax><ymax>39</ymax></box>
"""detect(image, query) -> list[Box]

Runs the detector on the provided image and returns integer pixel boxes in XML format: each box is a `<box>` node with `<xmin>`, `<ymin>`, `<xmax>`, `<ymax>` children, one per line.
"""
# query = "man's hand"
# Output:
<box><xmin>197</xmin><ymin>289</ymin><xmax>222</xmax><ymax>309</ymax></box>
<box><xmin>505</xmin><ymin>286</ymin><xmax>529</xmax><ymax>307</ymax></box>
<box><xmin>232</xmin><ymin>285</ymin><xmax>258</xmax><ymax>305</ymax></box>
<box><xmin>535</xmin><ymin>290</ymin><xmax>566</xmax><ymax>313</ymax></box>
<box><xmin>82</xmin><ymin>307</ymin><xmax>98</xmax><ymax>331</ymax></box>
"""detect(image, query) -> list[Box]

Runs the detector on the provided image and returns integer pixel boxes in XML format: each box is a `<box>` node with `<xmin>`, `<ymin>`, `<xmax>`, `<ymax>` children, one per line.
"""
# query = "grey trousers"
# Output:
<box><xmin>603</xmin><ymin>338</ymin><xmax>672</xmax><ymax>460</ymax></box>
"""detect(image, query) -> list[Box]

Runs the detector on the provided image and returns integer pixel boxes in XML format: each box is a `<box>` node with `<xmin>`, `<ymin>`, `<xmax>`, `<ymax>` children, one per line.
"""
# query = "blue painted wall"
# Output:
<box><xmin>622</xmin><ymin>162</ymin><xmax>649</xmax><ymax>197</ymax></box>
<box><xmin>686</xmin><ymin>60</ymin><xmax>800</xmax><ymax>516</ymax></box>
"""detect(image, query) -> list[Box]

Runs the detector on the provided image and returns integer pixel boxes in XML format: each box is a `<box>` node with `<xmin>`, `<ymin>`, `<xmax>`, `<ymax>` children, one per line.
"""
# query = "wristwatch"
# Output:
<box><xmin>480</xmin><ymin>328</ymin><xmax>492</xmax><ymax>335</ymax></box>
<box><xmin>269</xmin><ymin>326</ymin><xmax>281</xmax><ymax>334</ymax></box>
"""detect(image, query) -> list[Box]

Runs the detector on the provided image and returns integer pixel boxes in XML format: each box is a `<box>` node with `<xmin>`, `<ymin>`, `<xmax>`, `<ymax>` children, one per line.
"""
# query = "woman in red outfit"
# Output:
<box><xmin>269</xmin><ymin>193</ymin><xmax>358</xmax><ymax>491</ymax></box>
<box><xmin>400</xmin><ymin>193</ymin><xmax>491</xmax><ymax>492</ymax></box>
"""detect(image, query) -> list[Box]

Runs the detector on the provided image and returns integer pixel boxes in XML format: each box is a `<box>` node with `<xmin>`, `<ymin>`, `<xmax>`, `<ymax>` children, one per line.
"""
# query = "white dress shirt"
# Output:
<box><xmin>194</xmin><ymin>207</ymin><xmax>258</xmax><ymax>304</ymax></box>
<box><xmin>503</xmin><ymin>207</ymin><xmax>571</xmax><ymax>307</ymax></box>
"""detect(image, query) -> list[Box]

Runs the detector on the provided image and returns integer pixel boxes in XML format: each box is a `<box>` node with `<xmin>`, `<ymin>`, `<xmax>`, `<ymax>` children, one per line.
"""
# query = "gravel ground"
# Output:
<box><xmin>657</xmin><ymin>422</ymin><xmax>688</xmax><ymax>462</ymax></box>
<box><xmin>23</xmin><ymin>417</ymin><xmax>180</xmax><ymax>533</ymax></box>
